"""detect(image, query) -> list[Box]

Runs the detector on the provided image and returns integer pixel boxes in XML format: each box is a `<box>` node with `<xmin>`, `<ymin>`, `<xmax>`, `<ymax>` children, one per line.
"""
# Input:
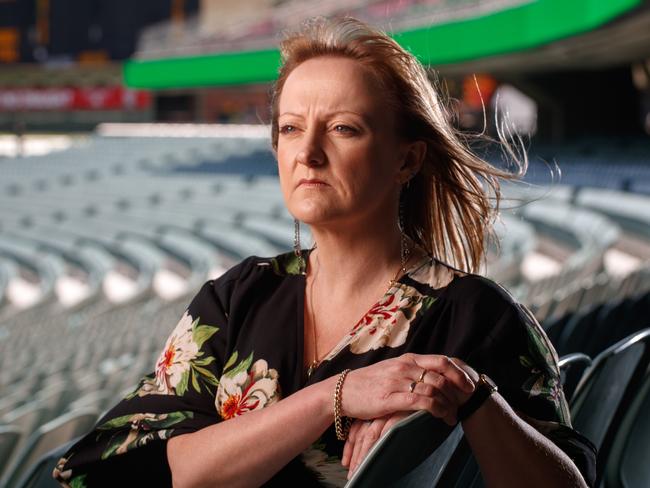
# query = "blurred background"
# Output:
<box><xmin>1</xmin><ymin>1</ymin><xmax>649</xmax><ymax>487</ymax></box>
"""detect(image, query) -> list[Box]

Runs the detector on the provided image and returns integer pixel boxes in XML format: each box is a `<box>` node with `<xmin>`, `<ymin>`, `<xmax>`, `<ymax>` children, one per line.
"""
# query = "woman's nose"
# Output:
<box><xmin>296</xmin><ymin>132</ymin><xmax>325</xmax><ymax>167</ymax></box>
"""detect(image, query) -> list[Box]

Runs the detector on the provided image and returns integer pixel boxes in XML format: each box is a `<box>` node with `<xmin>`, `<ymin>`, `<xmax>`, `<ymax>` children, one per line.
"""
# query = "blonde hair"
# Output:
<box><xmin>270</xmin><ymin>17</ymin><xmax>525</xmax><ymax>274</ymax></box>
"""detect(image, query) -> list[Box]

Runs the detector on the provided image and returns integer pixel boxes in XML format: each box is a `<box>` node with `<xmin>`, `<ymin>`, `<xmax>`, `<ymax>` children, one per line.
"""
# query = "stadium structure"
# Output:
<box><xmin>0</xmin><ymin>1</ymin><xmax>650</xmax><ymax>486</ymax></box>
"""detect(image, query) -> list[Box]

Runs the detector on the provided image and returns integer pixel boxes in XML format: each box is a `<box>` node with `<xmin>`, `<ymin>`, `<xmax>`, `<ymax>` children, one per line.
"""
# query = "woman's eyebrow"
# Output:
<box><xmin>279</xmin><ymin>110</ymin><xmax>370</xmax><ymax>123</ymax></box>
<box><xmin>278</xmin><ymin>112</ymin><xmax>303</xmax><ymax>119</ymax></box>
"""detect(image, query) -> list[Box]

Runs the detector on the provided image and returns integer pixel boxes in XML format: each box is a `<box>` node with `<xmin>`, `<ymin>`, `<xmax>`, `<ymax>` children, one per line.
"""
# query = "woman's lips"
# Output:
<box><xmin>298</xmin><ymin>178</ymin><xmax>329</xmax><ymax>187</ymax></box>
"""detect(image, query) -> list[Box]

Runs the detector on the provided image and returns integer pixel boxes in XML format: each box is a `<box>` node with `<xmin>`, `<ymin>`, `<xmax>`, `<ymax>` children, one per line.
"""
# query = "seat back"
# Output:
<box><xmin>570</xmin><ymin>328</ymin><xmax>650</xmax><ymax>480</ymax></box>
<box><xmin>1</xmin><ymin>408</ymin><xmax>98</xmax><ymax>488</ymax></box>
<box><xmin>14</xmin><ymin>438</ymin><xmax>79</xmax><ymax>488</ymax></box>
<box><xmin>558</xmin><ymin>353</ymin><xmax>592</xmax><ymax>402</ymax></box>
<box><xmin>1</xmin><ymin>400</ymin><xmax>47</xmax><ymax>439</ymax></box>
<box><xmin>603</xmin><ymin>363</ymin><xmax>650</xmax><ymax>487</ymax></box>
<box><xmin>345</xmin><ymin>411</ymin><xmax>462</xmax><ymax>487</ymax></box>
<box><xmin>0</xmin><ymin>425</ymin><xmax>23</xmax><ymax>479</ymax></box>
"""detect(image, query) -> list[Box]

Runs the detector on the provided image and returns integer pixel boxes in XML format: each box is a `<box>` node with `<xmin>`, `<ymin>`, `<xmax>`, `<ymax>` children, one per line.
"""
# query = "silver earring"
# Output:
<box><xmin>398</xmin><ymin>195</ymin><xmax>410</xmax><ymax>274</ymax></box>
<box><xmin>294</xmin><ymin>218</ymin><xmax>306</xmax><ymax>274</ymax></box>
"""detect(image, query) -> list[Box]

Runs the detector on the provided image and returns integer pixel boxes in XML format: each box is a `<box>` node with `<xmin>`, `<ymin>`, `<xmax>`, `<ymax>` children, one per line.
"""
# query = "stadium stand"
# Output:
<box><xmin>0</xmin><ymin>133</ymin><xmax>649</xmax><ymax>487</ymax></box>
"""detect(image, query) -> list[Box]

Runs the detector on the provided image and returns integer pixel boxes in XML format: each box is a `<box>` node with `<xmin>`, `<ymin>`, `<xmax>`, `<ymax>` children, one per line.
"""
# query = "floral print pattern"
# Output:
<box><xmin>518</xmin><ymin>308</ymin><xmax>571</xmax><ymax>424</ymax></box>
<box><xmin>127</xmin><ymin>310</ymin><xmax>219</xmax><ymax>398</ymax></box>
<box><xmin>96</xmin><ymin>411</ymin><xmax>192</xmax><ymax>459</ymax></box>
<box><xmin>52</xmin><ymin>253</ymin><xmax>595</xmax><ymax>487</ymax></box>
<box><xmin>324</xmin><ymin>283</ymin><xmax>434</xmax><ymax>358</ymax></box>
<box><xmin>52</xmin><ymin>460</ymin><xmax>85</xmax><ymax>488</ymax></box>
<box><xmin>216</xmin><ymin>351</ymin><xmax>281</xmax><ymax>420</ymax></box>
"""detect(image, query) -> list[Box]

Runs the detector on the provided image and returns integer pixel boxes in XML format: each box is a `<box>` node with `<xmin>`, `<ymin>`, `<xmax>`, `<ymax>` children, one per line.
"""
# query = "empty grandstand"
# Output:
<box><xmin>1</xmin><ymin>0</ymin><xmax>650</xmax><ymax>486</ymax></box>
<box><xmin>0</xmin><ymin>126</ymin><xmax>649</xmax><ymax>486</ymax></box>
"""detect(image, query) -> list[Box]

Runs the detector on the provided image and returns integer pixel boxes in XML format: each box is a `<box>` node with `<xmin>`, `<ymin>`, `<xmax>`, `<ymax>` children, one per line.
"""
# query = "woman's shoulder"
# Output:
<box><xmin>409</xmin><ymin>256</ymin><xmax>518</xmax><ymax>310</ymax></box>
<box><xmin>207</xmin><ymin>250</ymin><xmax>303</xmax><ymax>287</ymax></box>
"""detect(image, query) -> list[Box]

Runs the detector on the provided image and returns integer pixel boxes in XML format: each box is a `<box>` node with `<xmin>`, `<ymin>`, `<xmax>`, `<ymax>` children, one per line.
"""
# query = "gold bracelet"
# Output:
<box><xmin>334</xmin><ymin>368</ymin><xmax>353</xmax><ymax>441</ymax></box>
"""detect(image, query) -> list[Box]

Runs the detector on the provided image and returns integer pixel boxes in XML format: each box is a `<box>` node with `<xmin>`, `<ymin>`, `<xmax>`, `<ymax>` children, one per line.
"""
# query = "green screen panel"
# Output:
<box><xmin>124</xmin><ymin>0</ymin><xmax>641</xmax><ymax>89</ymax></box>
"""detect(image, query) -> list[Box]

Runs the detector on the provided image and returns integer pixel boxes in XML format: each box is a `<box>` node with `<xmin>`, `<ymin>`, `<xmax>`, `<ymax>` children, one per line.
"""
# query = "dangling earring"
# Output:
<box><xmin>398</xmin><ymin>189</ymin><xmax>410</xmax><ymax>275</ymax></box>
<box><xmin>294</xmin><ymin>218</ymin><xmax>306</xmax><ymax>275</ymax></box>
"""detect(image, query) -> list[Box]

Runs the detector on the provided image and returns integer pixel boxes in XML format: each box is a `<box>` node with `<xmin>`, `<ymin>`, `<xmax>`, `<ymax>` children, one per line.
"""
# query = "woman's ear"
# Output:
<box><xmin>397</xmin><ymin>140</ymin><xmax>426</xmax><ymax>184</ymax></box>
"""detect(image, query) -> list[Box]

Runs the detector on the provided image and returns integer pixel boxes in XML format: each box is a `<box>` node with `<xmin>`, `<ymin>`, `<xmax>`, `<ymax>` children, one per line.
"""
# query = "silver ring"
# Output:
<box><xmin>409</xmin><ymin>381</ymin><xmax>417</xmax><ymax>393</ymax></box>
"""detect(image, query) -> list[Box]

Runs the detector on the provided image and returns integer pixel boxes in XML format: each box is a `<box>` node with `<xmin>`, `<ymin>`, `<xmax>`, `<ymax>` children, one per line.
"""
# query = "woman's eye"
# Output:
<box><xmin>334</xmin><ymin>125</ymin><xmax>356</xmax><ymax>134</ymax></box>
<box><xmin>279</xmin><ymin>125</ymin><xmax>296</xmax><ymax>134</ymax></box>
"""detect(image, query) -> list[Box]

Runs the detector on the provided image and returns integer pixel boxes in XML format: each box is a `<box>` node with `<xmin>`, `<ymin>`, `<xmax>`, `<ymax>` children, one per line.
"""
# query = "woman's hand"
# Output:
<box><xmin>338</xmin><ymin>354</ymin><xmax>477</xmax><ymax>478</ymax></box>
<box><xmin>341</xmin><ymin>412</ymin><xmax>409</xmax><ymax>478</ymax></box>
<box><xmin>339</xmin><ymin>353</ymin><xmax>476</xmax><ymax>421</ymax></box>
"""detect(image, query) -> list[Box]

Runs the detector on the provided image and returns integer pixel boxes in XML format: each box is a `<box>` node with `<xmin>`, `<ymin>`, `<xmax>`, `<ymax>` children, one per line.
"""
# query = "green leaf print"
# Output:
<box><xmin>194</xmin><ymin>355</ymin><xmax>216</xmax><ymax>366</ymax></box>
<box><xmin>225</xmin><ymin>351</ymin><xmax>254</xmax><ymax>377</ymax></box>
<box><xmin>283</xmin><ymin>253</ymin><xmax>303</xmax><ymax>275</ymax></box>
<box><xmin>101</xmin><ymin>432</ymin><xmax>128</xmax><ymax>459</ymax></box>
<box><xmin>223</xmin><ymin>350</ymin><xmax>238</xmax><ymax>371</ymax></box>
<box><xmin>97</xmin><ymin>414</ymin><xmax>138</xmax><ymax>431</ymax></box>
<box><xmin>69</xmin><ymin>475</ymin><xmax>88</xmax><ymax>488</ymax></box>
<box><xmin>193</xmin><ymin>365</ymin><xmax>219</xmax><ymax>385</ymax></box>
<box><xmin>191</xmin><ymin>369</ymin><xmax>201</xmax><ymax>393</ymax></box>
<box><xmin>420</xmin><ymin>296</ymin><xmax>437</xmax><ymax>314</ymax></box>
<box><xmin>270</xmin><ymin>252</ymin><xmax>303</xmax><ymax>276</ymax></box>
<box><xmin>193</xmin><ymin>323</ymin><xmax>219</xmax><ymax>348</ymax></box>
<box><xmin>519</xmin><ymin>355</ymin><xmax>534</xmax><ymax>369</ymax></box>
<box><xmin>99</xmin><ymin>412</ymin><xmax>193</xmax><ymax>460</ymax></box>
<box><xmin>98</xmin><ymin>411</ymin><xmax>193</xmax><ymax>431</ymax></box>
<box><xmin>176</xmin><ymin>370</ymin><xmax>189</xmax><ymax>396</ymax></box>
<box><xmin>518</xmin><ymin>310</ymin><xmax>570</xmax><ymax>424</ymax></box>
<box><xmin>400</xmin><ymin>296</ymin><xmax>423</xmax><ymax>320</ymax></box>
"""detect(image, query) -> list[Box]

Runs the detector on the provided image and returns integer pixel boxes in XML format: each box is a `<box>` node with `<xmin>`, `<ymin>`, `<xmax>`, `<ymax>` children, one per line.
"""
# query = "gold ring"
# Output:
<box><xmin>409</xmin><ymin>381</ymin><xmax>417</xmax><ymax>393</ymax></box>
<box><xmin>417</xmin><ymin>369</ymin><xmax>427</xmax><ymax>383</ymax></box>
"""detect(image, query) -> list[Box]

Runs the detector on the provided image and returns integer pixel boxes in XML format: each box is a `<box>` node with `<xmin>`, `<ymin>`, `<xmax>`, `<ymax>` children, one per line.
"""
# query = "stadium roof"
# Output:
<box><xmin>123</xmin><ymin>0</ymin><xmax>648</xmax><ymax>89</ymax></box>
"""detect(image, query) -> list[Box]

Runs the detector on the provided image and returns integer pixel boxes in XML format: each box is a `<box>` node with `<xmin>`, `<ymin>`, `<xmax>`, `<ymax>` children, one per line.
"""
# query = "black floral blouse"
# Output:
<box><xmin>53</xmin><ymin>251</ymin><xmax>596</xmax><ymax>487</ymax></box>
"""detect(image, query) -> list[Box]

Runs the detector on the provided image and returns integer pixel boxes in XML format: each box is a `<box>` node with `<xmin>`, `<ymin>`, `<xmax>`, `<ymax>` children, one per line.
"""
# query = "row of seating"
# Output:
<box><xmin>0</xmin><ymin>135</ymin><xmax>648</xmax><ymax>486</ymax></box>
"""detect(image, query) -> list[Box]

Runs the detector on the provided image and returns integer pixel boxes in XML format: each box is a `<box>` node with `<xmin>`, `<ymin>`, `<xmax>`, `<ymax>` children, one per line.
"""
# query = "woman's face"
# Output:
<box><xmin>276</xmin><ymin>56</ymin><xmax>410</xmax><ymax>230</ymax></box>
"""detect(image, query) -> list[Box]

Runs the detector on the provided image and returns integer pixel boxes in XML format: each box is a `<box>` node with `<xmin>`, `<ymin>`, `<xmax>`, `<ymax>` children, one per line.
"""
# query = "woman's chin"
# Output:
<box><xmin>290</xmin><ymin>206</ymin><xmax>340</xmax><ymax>227</ymax></box>
<box><xmin>288</xmin><ymin>198</ymin><xmax>335</xmax><ymax>223</ymax></box>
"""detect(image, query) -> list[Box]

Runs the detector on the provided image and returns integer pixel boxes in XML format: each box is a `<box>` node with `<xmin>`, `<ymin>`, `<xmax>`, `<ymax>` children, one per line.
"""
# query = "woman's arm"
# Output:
<box><xmin>167</xmin><ymin>376</ymin><xmax>337</xmax><ymax>488</ymax></box>
<box><xmin>343</xmin><ymin>361</ymin><xmax>588</xmax><ymax>487</ymax></box>
<box><xmin>168</xmin><ymin>353</ymin><xmax>472</xmax><ymax>488</ymax></box>
<box><xmin>462</xmin><ymin>392</ymin><xmax>587</xmax><ymax>488</ymax></box>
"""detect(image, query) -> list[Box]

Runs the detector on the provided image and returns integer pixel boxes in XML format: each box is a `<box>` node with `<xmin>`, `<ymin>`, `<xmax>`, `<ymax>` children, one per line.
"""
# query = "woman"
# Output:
<box><xmin>54</xmin><ymin>17</ymin><xmax>595</xmax><ymax>487</ymax></box>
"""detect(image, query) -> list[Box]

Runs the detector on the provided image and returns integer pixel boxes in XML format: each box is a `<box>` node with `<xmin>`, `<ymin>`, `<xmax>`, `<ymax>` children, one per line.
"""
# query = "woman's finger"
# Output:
<box><xmin>342</xmin><ymin>421</ymin><xmax>362</xmax><ymax>467</ymax></box>
<box><xmin>379</xmin><ymin>412</ymin><xmax>409</xmax><ymax>437</ymax></box>
<box><xmin>391</xmin><ymin>361</ymin><xmax>468</xmax><ymax>407</ymax></box>
<box><xmin>352</xmin><ymin>421</ymin><xmax>384</xmax><ymax>474</ymax></box>
<box><xmin>409</xmin><ymin>370</ymin><xmax>462</xmax><ymax>406</ymax></box>
<box><xmin>450</xmin><ymin>357</ymin><xmax>480</xmax><ymax>383</ymax></box>
<box><xmin>348</xmin><ymin>421</ymin><xmax>370</xmax><ymax>476</ymax></box>
<box><xmin>405</xmin><ymin>354</ymin><xmax>475</xmax><ymax>393</ymax></box>
<box><xmin>384</xmin><ymin>390</ymin><xmax>452</xmax><ymax>418</ymax></box>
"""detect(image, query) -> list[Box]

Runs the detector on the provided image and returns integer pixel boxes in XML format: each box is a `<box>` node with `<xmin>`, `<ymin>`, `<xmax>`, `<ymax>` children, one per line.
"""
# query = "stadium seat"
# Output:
<box><xmin>602</xmin><ymin>364</ymin><xmax>650</xmax><ymax>488</ymax></box>
<box><xmin>345</xmin><ymin>411</ymin><xmax>464</xmax><ymax>487</ymax></box>
<box><xmin>13</xmin><ymin>438</ymin><xmax>78</xmax><ymax>488</ymax></box>
<box><xmin>0</xmin><ymin>425</ymin><xmax>23</xmax><ymax>479</ymax></box>
<box><xmin>1</xmin><ymin>408</ymin><xmax>98</xmax><ymax>488</ymax></box>
<box><xmin>570</xmin><ymin>328</ymin><xmax>650</xmax><ymax>479</ymax></box>
<box><xmin>1</xmin><ymin>400</ymin><xmax>49</xmax><ymax>449</ymax></box>
<box><xmin>555</xmin><ymin>291</ymin><xmax>650</xmax><ymax>357</ymax></box>
<box><xmin>557</xmin><ymin>353</ymin><xmax>592</xmax><ymax>402</ymax></box>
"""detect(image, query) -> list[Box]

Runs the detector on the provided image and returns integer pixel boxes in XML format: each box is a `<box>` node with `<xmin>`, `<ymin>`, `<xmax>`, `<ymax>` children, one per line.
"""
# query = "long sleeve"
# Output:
<box><xmin>459</xmin><ymin>277</ymin><xmax>597</xmax><ymax>486</ymax></box>
<box><xmin>53</xmin><ymin>265</ymin><xmax>244</xmax><ymax>487</ymax></box>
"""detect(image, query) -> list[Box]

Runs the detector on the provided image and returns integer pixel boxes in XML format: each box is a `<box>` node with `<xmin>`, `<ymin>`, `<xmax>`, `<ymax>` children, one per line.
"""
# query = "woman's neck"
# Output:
<box><xmin>306</xmin><ymin>219</ymin><xmax>403</xmax><ymax>300</ymax></box>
